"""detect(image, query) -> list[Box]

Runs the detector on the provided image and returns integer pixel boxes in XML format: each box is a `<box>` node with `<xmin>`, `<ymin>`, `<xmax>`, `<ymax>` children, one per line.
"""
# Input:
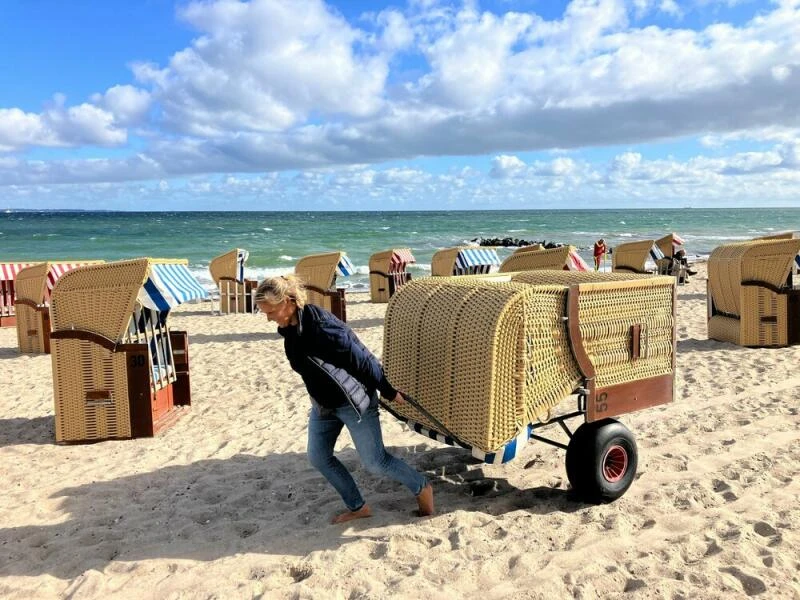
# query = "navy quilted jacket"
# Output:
<box><xmin>277</xmin><ymin>304</ymin><xmax>397</xmax><ymax>416</ymax></box>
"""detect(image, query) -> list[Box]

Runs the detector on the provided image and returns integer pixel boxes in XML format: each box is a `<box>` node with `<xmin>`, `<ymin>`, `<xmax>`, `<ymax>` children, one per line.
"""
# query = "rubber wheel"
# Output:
<box><xmin>565</xmin><ymin>418</ymin><xmax>638</xmax><ymax>503</ymax></box>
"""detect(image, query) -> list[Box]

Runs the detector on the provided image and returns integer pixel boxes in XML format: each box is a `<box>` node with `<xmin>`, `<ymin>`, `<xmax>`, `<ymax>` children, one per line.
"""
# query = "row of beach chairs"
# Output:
<box><xmin>2</xmin><ymin>232</ymin><xmax>798</xmax><ymax>449</ymax></box>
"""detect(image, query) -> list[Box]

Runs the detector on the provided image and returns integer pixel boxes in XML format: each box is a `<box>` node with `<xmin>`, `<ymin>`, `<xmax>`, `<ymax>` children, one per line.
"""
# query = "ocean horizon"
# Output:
<box><xmin>3</xmin><ymin>207</ymin><xmax>799</xmax><ymax>292</ymax></box>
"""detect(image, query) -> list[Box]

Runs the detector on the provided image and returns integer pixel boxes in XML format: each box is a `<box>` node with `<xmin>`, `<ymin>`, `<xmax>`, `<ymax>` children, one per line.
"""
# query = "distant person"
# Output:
<box><xmin>255</xmin><ymin>275</ymin><xmax>434</xmax><ymax>524</ymax></box>
<box><xmin>674</xmin><ymin>248</ymin><xmax>697</xmax><ymax>276</ymax></box>
<box><xmin>593</xmin><ymin>238</ymin><xmax>607</xmax><ymax>271</ymax></box>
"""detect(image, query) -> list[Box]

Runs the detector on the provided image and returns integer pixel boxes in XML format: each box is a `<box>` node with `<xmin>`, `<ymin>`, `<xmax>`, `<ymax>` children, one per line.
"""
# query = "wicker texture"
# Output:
<box><xmin>612</xmin><ymin>239</ymin><xmax>656</xmax><ymax>273</ymax></box>
<box><xmin>707</xmin><ymin>239</ymin><xmax>800</xmax><ymax>346</ymax></box>
<box><xmin>499</xmin><ymin>245</ymin><xmax>577</xmax><ymax>273</ymax></box>
<box><xmin>656</xmin><ymin>234</ymin><xmax>680</xmax><ymax>258</ymax></box>
<box><xmin>53</xmin><ymin>339</ymin><xmax>132</xmax><ymax>441</ymax></box>
<box><xmin>753</xmin><ymin>231</ymin><xmax>797</xmax><ymax>241</ymax></box>
<box><xmin>15</xmin><ymin>263</ymin><xmax>51</xmax><ymax>353</ymax></box>
<box><xmin>383</xmin><ymin>272</ymin><xmax>675</xmax><ymax>452</ymax></box>
<box><xmin>295</xmin><ymin>251</ymin><xmax>344</xmax><ymax>312</ymax></box>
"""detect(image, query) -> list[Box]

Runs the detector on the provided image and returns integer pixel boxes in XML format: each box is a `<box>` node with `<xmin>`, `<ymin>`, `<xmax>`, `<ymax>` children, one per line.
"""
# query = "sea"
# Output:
<box><xmin>2</xmin><ymin>208</ymin><xmax>799</xmax><ymax>292</ymax></box>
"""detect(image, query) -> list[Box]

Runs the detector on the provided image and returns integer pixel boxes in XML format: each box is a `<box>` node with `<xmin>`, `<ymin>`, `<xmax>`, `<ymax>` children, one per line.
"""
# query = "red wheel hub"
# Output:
<box><xmin>602</xmin><ymin>445</ymin><xmax>628</xmax><ymax>482</ymax></box>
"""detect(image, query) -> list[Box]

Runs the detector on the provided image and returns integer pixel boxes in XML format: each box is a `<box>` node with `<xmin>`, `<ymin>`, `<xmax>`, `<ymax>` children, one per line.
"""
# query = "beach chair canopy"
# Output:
<box><xmin>295</xmin><ymin>251</ymin><xmax>352</xmax><ymax>290</ymax></box>
<box><xmin>431</xmin><ymin>247</ymin><xmax>500</xmax><ymax>276</ymax></box>
<box><xmin>612</xmin><ymin>239</ymin><xmax>664</xmax><ymax>273</ymax></box>
<box><xmin>51</xmin><ymin>258</ymin><xmax>208</xmax><ymax>342</ymax></box>
<box><xmin>510</xmin><ymin>244</ymin><xmax>544</xmax><ymax>255</ymax></box>
<box><xmin>656</xmin><ymin>233</ymin><xmax>685</xmax><ymax>258</ymax></box>
<box><xmin>707</xmin><ymin>238</ymin><xmax>800</xmax><ymax>346</ymax></box>
<box><xmin>753</xmin><ymin>231</ymin><xmax>798</xmax><ymax>241</ymax></box>
<box><xmin>15</xmin><ymin>261</ymin><xmax>103</xmax><ymax>306</ymax></box>
<box><xmin>1</xmin><ymin>262</ymin><xmax>38</xmax><ymax>282</ymax></box>
<box><xmin>209</xmin><ymin>248</ymin><xmax>249</xmax><ymax>284</ymax></box>
<box><xmin>499</xmin><ymin>245</ymin><xmax>589</xmax><ymax>273</ymax></box>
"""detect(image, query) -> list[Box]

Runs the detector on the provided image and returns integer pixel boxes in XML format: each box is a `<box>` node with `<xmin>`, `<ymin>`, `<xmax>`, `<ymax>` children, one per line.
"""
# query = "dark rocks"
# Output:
<box><xmin>472</xmin><ymin>236</ymin><xmax>564</xmax><ymax>249</ymax></box>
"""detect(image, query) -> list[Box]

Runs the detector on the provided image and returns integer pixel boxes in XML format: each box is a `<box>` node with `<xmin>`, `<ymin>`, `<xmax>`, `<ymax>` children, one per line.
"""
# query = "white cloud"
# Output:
<box><xmin>2</xmin><ymin>0</ymin><xmax>800</xmax><ymax>198</ymax></box>
<box><xmin>490</xmin><ymin>154</ymin><xmax>527</xmax><ymax>178</ymax></box>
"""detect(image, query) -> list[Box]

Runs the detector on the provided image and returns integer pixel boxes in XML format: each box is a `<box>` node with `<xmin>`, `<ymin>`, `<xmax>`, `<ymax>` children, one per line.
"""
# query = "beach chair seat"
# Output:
<box><xmin>707</xmin><ymin>239</ymin><xmax>800</xmax><ymax>347</ymax></box>
<box><xmin>49</xmin><ymin>258</ymin><xmax>209</xmax><ymax>443</ymax></box>
<box><xmin>294</xmin><ymin>251</ymin><xmax>353</xmax><ymax>321</ymax></box>
<box><xmin>383</xmin><ymin>270</ymin><xmax>675</xmax><ymax>459</ymax></box>
<box><xmin>15</xmin><ymin>261</ymin><xmax>103</xmax><ymax>353</ymax></box>
<box><xmin>209</xmin><ymin>248</ymin><xmax>255</xmax><ymax>314</ymax></box>
<box><xmin>498</xmin><ymin>245</ymin><xmax>589</xmax><ymax>273</ymax></box>
<box><xmin>1</xmin><ymin>262</ymin><xmax>38</xmax><ymax>327</ymax></box>
<box><xmin>431</xmin><ymin>247</ymin><xmax>500</xmax><ymax>276</ymax></box>
<box><xmin>656</xmin><ymin>233</ymin><xmax>690</xmax><ymax>284</ymax></box>
<box><xmin>369</xmin><ymin>248</ymin><xmax>416</xmax><ymax>303</ymax></box>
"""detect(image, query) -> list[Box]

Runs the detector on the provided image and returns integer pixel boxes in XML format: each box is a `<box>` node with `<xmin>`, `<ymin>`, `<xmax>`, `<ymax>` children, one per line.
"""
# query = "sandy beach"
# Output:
<box><xmin>1</xmin><ymin>263</ymin><xmax>799</xmax><ymax>599</ymax></box>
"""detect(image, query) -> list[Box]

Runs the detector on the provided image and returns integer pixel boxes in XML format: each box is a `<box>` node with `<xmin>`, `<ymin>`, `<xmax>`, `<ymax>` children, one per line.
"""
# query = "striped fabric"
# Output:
<box><xmin>649</xmin><ymin>244</ymin><xmax>666</xmax><ymax>261</ymax></box>
<box><xmin>0</xmin><ymin>263</ymin><xmax>36</xmax><ymax>281</ymax></box>
<box><xmin>566</xmin><ymin>249</ymin><xmax>590</xmax><ymax>271</ymax></box>
<box><xmin>139</xmin><ymin>262</ymin><xmax>209</xmax><ymax>311</ymax></box>
<box><xmin>671</xmin><ymin>233</ymin><xmax>685</xmax><ymax>247</ymax></box>
<box><xmin>390</xmin><ymin>249</ymin><xmax>416</xmax><ymax>272</ymax></box>
<box><xmin>455</xmin><ymin>248</ymin><xmax>500</xmax><ymax>273</ymax></box>
<box><xmin>236</xmin><ymin>249</ymin><xmax>248</xmax><ymax>283</ymax></box>
<box><xmin>45</xmin><ymin>263</ymin><xmax>92</xmax><ymax>292</ymax></box>
<box><xmin>336</xmin><ymin>255</ymin><xmax>355</xmax><ymax>277</ymax></box>
<box><xmin>382</xmin><ymin>402</ymin><xmax>535</xmax><ymax>465</ymax></box>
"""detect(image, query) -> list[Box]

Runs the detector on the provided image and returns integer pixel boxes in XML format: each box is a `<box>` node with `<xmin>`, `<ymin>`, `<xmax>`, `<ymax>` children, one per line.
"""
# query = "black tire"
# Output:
<box><xmin>565</xmin><ymin>419</ymin><xmax>638</xmax><ymax>503</ymax></box>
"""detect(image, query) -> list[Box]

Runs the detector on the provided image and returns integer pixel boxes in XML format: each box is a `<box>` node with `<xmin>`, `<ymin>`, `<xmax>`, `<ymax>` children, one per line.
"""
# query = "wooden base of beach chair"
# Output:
<box><xmin>306</xmin><ymin>285</ymin><xmax>347</xmax><ymax>321</ymax></box>
<box><xmin>52</xmin><ymin>330</ymin><xmax>192</xmax><ymax>443</ymax></box>
<box><xmin>0</xmin><ymin>315</ymin><xmax>16</xmax><ymax>327</ymax></box>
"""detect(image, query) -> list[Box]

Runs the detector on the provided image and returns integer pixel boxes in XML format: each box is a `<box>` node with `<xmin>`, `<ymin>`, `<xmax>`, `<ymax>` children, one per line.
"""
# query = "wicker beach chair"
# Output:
<box><xmin>753</xmin><ymin>231</ymin><xmax>798</xmax><ymax>241</ymax></box>
<box><xmin>430</xmin><ymin>247</ymin><xmax>501</xmax><ymax>276</ymax></box>
<box><xmin>49</xmin><ymin>258</ymin><xmax>209</xmax><ymax>443</ymax></box>
<box><xmin>612</xmin><ymin>239</ymin><xmax>667</xmax><ymax>274</ymax></box>
<box><xmin>15</xmin><ymin>261</ymin><xmax>103</xmax><ymax>354</ymax></box>
<box><xmin>498</xmin><ymin>245</ymin><xmax>590</xmax><ymax>273</ymax></box>
<box><xmin>707</xmin><ymin>238</ymin><xmax>800</xmax><ymax>347</ymax></box>
<box><xmin>294</xmin><ymin>251</ymin><xmax>353</xmax><ymax>321</ymax></box>
<box><xmin>0</xmin><ymin>262</ymin><xmax>38</xmax><ymax>327</ymax></box>
<box><xmin>655</xmin><ymin>233</ymin><xmax>689</xmax><ymax>282</ymax></box>
<box><xmin>369</xmin><ymin>248</ymin><xmax>416</xmax><ymax>303</ymax></box>
<box><xmin>382</xmin><ymin>270</ymin><xmax>675</xmax><ymax>501</ymax></box>
<box><xmin>209</xmin><ymin>248</ymin><xmax>256</xmax><ymax>314</ymax></box>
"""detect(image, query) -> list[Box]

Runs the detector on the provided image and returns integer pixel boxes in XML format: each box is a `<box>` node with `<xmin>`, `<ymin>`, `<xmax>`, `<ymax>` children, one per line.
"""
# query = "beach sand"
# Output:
<box><xmin>1</xmin><ymin>263</ymin><xmax>798</xmax><ymax>599</ymax></box>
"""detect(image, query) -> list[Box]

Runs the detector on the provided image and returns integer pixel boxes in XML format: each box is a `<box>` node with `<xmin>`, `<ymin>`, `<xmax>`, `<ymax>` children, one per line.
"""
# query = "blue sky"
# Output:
<box><xmin>1</xmin><ymin>0</ymin><xmax>799</xmax><ymax>210</ymax></box>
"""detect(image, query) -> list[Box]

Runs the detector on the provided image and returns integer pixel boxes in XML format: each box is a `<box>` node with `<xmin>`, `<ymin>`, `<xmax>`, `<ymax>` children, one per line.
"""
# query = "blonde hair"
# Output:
<box><xmin>254</xmin><ymin>274</ymin><xmax>307</xmax><ymax>309</ymax></box>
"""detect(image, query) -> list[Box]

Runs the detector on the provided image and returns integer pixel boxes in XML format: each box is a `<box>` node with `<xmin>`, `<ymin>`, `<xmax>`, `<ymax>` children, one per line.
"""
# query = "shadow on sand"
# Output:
<box><xmin>0</xmin><ymin>446</ymin><xmax>581</xmax><ymax>579</ymax></box>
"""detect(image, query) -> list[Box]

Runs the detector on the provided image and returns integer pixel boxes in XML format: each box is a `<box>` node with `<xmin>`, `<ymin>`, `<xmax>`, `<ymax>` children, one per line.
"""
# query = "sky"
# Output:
<box><xmin>1</xmin><ymin>0</ymin><xmax>799</xmax><ymax>211</ymax></box>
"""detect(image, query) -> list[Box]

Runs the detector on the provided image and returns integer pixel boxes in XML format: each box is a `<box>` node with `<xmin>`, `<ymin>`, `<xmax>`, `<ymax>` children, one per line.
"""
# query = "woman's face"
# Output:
<box><xmin>258</xmin><ymin>298</ymin><xmax>297</xmax><ymax>327</ymax></box>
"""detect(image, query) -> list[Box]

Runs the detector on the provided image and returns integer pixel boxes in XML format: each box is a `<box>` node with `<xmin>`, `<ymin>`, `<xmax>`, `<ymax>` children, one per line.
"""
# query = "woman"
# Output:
<box><xmin>593</xmin><ymin>238</ymin><xmax>607</xmax><ymax>271</ymax></box>
<box><xmin>255</xmin><ymin>275</ymin><xmax>434</xmax><ymax>524</ymax></box>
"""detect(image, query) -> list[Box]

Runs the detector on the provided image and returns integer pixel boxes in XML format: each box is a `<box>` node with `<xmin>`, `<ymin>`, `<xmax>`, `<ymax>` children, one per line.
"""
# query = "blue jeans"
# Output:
<box><xmin>307</xmin><ymin>396</ymin><xmax>428</xmax><ymax>511</ymax></box>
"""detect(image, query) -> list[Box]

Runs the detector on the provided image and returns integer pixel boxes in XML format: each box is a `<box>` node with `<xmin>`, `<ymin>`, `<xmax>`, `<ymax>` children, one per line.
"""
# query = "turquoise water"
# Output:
<box><xmin>2</xmin><ymin>208</ymin><xmax>799</xmax><ymax>291</ymax></box>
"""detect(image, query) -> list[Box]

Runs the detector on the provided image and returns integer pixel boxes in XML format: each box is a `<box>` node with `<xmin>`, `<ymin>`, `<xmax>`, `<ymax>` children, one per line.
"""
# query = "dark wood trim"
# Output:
<box><xmin>566</xmin><ymin>286</ymin><xmax>596</xmax><ymax>379</ymax></box>
<box><xmin>630</xmin><ymin>324</ymin><xmax>641</xmax><ymax>360</ymax></box>
<box><xmin>742</xmin><ymin>280</ymin><xmax>789</xmax><ymax>294</ymax></box>
<box><xmin>13</xmin><ymin>298</ymin><xmax>40</xmax><ymax>309</ymax></box>
<box><xmin>50</xmin><ymin>329</ymin><xmax>119</xmax><ymax>351</ymax></box>
<box><xmin>760</xmin><ymin>315</ymin><xmax>778</xmax><ymax>323</ymax></box>
<box><xmin>587</xmin><ymin>373</ymin><xmax>673</xmax><ymax>422</ymax></box>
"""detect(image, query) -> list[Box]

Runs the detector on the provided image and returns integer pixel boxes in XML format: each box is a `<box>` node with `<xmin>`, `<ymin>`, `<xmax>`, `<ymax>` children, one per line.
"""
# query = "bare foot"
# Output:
<box><xmin>416</xmin><ymin>484</ymin><xmax>434</xmax><ymax>517</ymax></box>
<box><xmin>331</xmin><ymin>504</ymin><xmax>372</xmax><ymax>524</ymax></box>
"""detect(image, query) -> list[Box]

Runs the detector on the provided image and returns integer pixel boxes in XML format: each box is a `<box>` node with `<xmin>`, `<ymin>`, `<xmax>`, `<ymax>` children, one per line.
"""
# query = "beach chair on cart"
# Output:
<box><xmin>209</xmin><ymin>248</ymin><xmax>256</xmax><ymax>314</ymax></box>
<box><xmin>707</xmin><ymin>238</ymin><xmax>800</xmax><ymax>347</ymax></box>
<box><xmin>431</xmin><ymin>247</ymin><xmax>500</xmax><ymax>276</ymax></box>
<box><xmin>49</xmin><ymin>258</ymin><xmax>209</xmax><ymax>443</ymax></box>
<box><xmin>295</xmin><ymin>251</ymin><xmax>354</xmax><ymax>322</ymax></box>
<box><xmin>612</xmin><ymin>239</ymin><xmax>672</xmax><ymax>277</ymax></box>
<box><xmin>1</xmin><ymin>262</ymin><xmax>38</xmax><ymax>327</ymax></box>
<box><xmin>14</xmin><ymin>260</ymin><xmax>103</xmax><ymax>354</ymax></box>
<box><xmin>369</xmin><ymin>248</ymin><xmax>416</xmax><ymax>303</ymax></box>
<box><xmin>498</xmin><ymin>245</ymin><xmax>589</xmax><ymax>273</ymax></box>
<box><xmin>382</xmin><ymin>270</ymin><xmax>676</xmax><ymax>503</ymax></box>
